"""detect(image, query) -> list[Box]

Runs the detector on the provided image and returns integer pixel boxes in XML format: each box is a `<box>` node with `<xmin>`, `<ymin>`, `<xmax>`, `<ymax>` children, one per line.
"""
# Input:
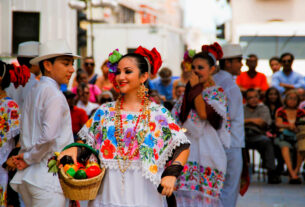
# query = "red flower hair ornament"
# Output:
<box><xmin>134</xmin><ymin>46</ymin><xmax>162</xmax><ymax>76</ymax></box>
<box><xmin>8</xmin><ymin>64</ymin><xmax>31</xmax><ymax>88</ymax></box>
<box><xmin>201</xmin><ymin>42</ymin><xmax>223</xmax><ymax>65</ymax></box>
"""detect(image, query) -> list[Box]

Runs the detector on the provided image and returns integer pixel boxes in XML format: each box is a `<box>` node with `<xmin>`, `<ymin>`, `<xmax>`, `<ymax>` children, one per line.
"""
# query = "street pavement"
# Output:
<box><xmin>237</xmin><ymin>175</ymin><xmax>305</xmax><ymax>207</ymax></box>
<box><xmin>75</xmin><ymin>175</ymin><xmax>305</xmax><ymax>207</ymax></box>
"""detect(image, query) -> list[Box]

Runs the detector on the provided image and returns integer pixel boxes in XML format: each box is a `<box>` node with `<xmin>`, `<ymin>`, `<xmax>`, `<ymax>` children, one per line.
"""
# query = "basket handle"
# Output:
<box><xmin>62</xmin><ymin>143</ymin><xmax>100</xmax><ymax>165</ymax></box>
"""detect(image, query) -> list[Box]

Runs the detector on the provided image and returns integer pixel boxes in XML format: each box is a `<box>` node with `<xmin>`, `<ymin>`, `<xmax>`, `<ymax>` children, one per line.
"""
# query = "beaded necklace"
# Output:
<box><xmin>114</xmin><ymin>93</ymin><xmax>150</xmax><ymax>191</ymax></box>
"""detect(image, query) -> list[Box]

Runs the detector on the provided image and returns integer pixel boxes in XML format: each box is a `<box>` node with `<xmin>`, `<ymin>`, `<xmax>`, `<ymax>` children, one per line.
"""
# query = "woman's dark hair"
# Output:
<box><xmin>0</xmin><ymin>61</ymin><xmax>12</xmax><ymax>90</ymax></box>
<box><xmin>119</xmin><ymin>53</ymin><xmax>150</xmax><ymax>75</ymax></box>
<box><xmin>77</xmin><ymin>82</ymin><xmax>89</xmax><ymax>95</ymax></box>
<box><xmin>264</xmin><ymin>87</ymin><xmax>282</xmax><ymax>109</ymax></box>
<box><xmin>38</xmin><ymin>57</ymin><xmax>56</xmax><ymax>75</ymax></box>
<box><xmin>192</xmin><ymin>52</ymin><xmax>216</xmax><ymax>67</ymax></box>
<box><xmin>283</xmin><ymin>89</ymin><xmax>300</xmax><ymax>109</ymax></box>
<box><xmin>76</xmin><ymin>69</ymin><xmax>88</xmax><ymax>82</ymax></box>
<box><xmin>17</xmin><ymin>57</ymin><xmax>32</xmax><ymax>68</ymax></box>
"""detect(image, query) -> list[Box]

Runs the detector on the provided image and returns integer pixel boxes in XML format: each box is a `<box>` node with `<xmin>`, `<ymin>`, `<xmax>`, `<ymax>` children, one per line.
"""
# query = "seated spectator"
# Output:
<box><xmin>98</xmin><ymin>90</ymin><xmax>114</xmax><ymax>105</ymax></box>
<box><xmin>275</xmin><ymin>90</ymin><xmax>305</xmax><ymax>184</ymax></box>
<box><xmin>151</xmin><ymin>67</ymin><xmax>174</xmax><ymax>101</ymax></box>
<box><xmin>269</xmin><ymin>57</ymin><xmax>281</xmax><ymax>74</ymax></box>
<box><xmin>95</xmin><ymin>60</ymin><xmax>113</xmax><ymax>92</ymax></box>
<box><xmin>244</xmin><ymin>88</ymin><xmax>281</xmax><ymax>184</ymax></box>
<box><xmin>236</xmin><ymin>54</ymin><xmax>269</xmax><ymax>98</ymax></box>
<box><xmin>76</xmin><ymin>83</ymin><xmax>99</xmax><ymax>117</ymax></box>
<box><xmin>172</xmin><ymin>62</ymin><xmax>191</xmax><ymax>100</ymax></box>
<box><xmin>72</xmin><ymin>69</ymin><xmax>101</xmax><ymax>103</ymax></box>
<box><xmin>72</xmin><ymin>56</ymin><xmax>98</xmax><ymax>87</ymax></box>
<box><xmin>149</xmin><ymin>89</ymin><xmax>163</xmax><ymax>105</ymax></box>
<box><xmin>268</xmin><ymin>57</ymin><xmax>281</xmax><ymax>84</ymax></box>
<box><xmin>272</xmin><ymin>53</ymin><xmax>305</xmax><ymax>95</ymax></box>
<box><xmin>173</xmin><ymin>82</ymin><xmax>185</xmax><ymax>103</ymax></box>
<box><xmin>63</xmin><ymin>91</ymin><xmax>88</xmax><ymax>139</ymax></box>
<box><xmin>264</xmin><ymin>87</ymin><xmax>284</xmax><ymax>173</ymax></box>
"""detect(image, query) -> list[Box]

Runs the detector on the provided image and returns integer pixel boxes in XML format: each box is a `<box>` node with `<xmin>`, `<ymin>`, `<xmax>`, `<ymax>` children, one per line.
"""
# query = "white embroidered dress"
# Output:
<box><xmin>78</xmin><ymin>101</ymin><xmax>190</xmax><ymax>207</ymax></box>
<box><xmin>172</xmin><ymin>86</ymin><xmax>230</xmax><ymax>207</ymax></box>
<box><xmin>0</xmin><ymin>97</ymin><xmax>20</xmax><ymax>207</ymax></box>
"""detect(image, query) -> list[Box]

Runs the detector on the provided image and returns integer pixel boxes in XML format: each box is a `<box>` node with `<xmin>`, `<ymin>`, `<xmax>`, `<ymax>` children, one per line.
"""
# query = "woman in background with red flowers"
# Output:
<box><xmin>0</xmin><ymin>60</ymin><xmax>29</xmax><ymax>207</ymax></box>
<box><xmin>172</xmin><ymin>43</ymin><xmax>230</xmax><ymax>206</ymax></box>
<box><xmin>60</xmin><ymin>46</ymin><xmax>190</xmax><ymax>207</ymax></box>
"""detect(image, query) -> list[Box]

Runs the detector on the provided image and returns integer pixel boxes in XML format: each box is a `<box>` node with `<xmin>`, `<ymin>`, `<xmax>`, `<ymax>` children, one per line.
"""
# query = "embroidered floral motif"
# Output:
<box><xmin>79</xmin><ymin>101</ymin><xmax>190</xmax><ymax>185</ymax></box>
<box><xmin>0</xmin><ymin>97</ymin><xmax>20</xmax><ymax>147</ymax></box>
<box><xmin>176</xmin><ymin>161</ymin><xmax>225</xmax><ymax>198</ymax></box>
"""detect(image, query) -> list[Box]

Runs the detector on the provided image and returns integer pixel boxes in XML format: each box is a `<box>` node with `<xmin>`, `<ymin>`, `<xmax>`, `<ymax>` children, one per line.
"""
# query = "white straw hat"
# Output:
<box><xmin>30</xmin><ymin>39</ymin><xmax>80</xmax><ymax>65</ymax></box>
<box><xmin>221</xmin><ymin>44</ymin><xmax>243</xmax><ymax>59</ymax></box>
<box><xmin>18</xmin><ymin>41</ymin><xmax>40</xmax><ymax>57</ymax></box>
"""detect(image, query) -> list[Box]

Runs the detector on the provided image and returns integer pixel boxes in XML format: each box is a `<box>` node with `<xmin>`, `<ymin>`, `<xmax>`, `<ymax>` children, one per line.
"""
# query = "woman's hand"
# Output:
<box><xmin>12</xmin><ymin>154</ymin><xmax>29</xmax><ymax>170</ymax></box>
<box><xmin>6</xmin><ymin>157</ymin><xmax>17</xmax><ymax>171</ymax></box>
<box><xmin>57</xmin><ymin>147</ymin><xmax>78</xmax><ymax>167</ymax></box>
<box><xmin>160</xmin><ymin>176</ymin><xmax>177</xmax><ymax>197</ymax></box>
<box><xmin>189</xmin><ymin>72</ymin><xmax>200</xmax><ymax>87</ymax></box>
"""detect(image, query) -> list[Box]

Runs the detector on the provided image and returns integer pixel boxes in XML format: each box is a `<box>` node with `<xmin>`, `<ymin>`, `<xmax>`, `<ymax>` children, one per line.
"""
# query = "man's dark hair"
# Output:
<box><xmin>159</xmin><ymin>67</ymin><xmax>172</xmax><ymax>79</ymax></box>
<box><xmin>245</xmin><ymin>88</ymin><xmax>259</xmax><ymax>99</ymax></box>
<box><xmin>38</xmin><ymin>57</ymin><xmax>56</xmax><ymax>75</ymax></box>
<box><xmin>247</xmin><ymin>54</ymin><xmax>258</xmax><ymax>59</ymax></box>
<box><xmin>280</xmin><ymin>52</ymin><xmax>294</xmax><ymax>62</ymax></box>
<box><xmin>84</xmin><ymin>56</ymin><xmax>95</xmax><ymax>62</ymax></box>
<box><xmin>17</xmin><ymin>57</ymin><xmax>32</xmax><ymax>68</ymax></box>
<box><xmin>269</xmin><ymin>56</ymin><xmax>280</xmax><ymax>65</ymax></box>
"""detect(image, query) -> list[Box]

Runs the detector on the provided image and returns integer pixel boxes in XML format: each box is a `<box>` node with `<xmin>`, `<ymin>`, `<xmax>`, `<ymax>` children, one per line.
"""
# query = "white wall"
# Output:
<box><xmin>0</xmin><ymin>0</ymin><xmax>77</xmax><ymax>57</ymax></box>
<box><xmin>91</xmin><ymin>24</ymin><xmax>184</xmax><ymax>77</ymax></box>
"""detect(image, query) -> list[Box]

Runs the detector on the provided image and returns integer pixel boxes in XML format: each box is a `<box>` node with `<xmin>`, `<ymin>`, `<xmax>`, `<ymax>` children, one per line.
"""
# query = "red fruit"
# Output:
<box><xmin>76</xmin><ymin>162</ymin><xmax>85</xmax><ymax>169</ymax></box>
<box><xmin>85</xmin><ymin>166</ymin><xmax>101</xmax><ymax>178</ymax></box>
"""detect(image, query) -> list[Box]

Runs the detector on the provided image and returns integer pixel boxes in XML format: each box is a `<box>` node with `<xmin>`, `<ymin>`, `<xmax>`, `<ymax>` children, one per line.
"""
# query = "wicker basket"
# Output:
<box><xmin>58</xmin><ymin>167</ymin><xmax>105</xmax><ymax>200</ymax></box>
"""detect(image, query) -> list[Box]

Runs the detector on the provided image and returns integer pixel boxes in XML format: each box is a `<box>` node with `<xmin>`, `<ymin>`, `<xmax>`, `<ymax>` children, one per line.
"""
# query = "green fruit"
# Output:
<box><xmin>74</xmin><ymin>170</ymin><xmax>87</xmax><ymax>179</ymax></box>
<box><xmin>66</xmin><ymin>168</ymin><xmax>76</xmax><ymax>178</ymax></box>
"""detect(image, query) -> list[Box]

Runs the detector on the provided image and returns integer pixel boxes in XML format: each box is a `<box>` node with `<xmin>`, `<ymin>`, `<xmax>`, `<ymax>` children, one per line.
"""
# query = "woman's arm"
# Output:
<box><xmin>160</xmin><ymin>147</ymin><xmax>190</xmax><ymax>197</ymax></box>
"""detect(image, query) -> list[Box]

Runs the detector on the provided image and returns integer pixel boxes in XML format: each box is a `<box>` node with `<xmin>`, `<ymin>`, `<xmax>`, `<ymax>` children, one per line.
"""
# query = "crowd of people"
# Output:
<box><xmin>0</xmin><ymin>38</ymin><xmax>305</xmax><ymax>207</ymax></box>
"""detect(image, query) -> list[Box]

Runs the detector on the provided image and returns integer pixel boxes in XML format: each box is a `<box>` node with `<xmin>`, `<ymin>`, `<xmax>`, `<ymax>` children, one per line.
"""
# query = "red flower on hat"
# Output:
<box><xmin>201</xmin><ymin>42</ymin><xmax>223</xmax><ymax>61</ymax></box>
<box><xmin>134</xmin><ymin>46</ymin><xmax>162</xmax><ymax>76</ymax></box>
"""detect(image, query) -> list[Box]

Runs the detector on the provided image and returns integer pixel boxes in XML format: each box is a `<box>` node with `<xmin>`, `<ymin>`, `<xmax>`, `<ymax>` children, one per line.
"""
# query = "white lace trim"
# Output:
<box><xmin>78</xmin><ymin>128</ymin><xmax>96</xmax><ymax>147</ymax></box>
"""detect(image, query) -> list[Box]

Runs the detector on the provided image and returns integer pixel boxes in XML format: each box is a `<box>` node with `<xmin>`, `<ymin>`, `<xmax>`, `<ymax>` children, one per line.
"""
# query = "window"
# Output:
<box><xmin>240</xmin><ymin>36</ymin><xmax>305</xmax><ymax>59</ymax></box>
<box><xmin>12</xmin><ymin>11</ymin><xmax>40</xmax><ymax>55</ymax></box>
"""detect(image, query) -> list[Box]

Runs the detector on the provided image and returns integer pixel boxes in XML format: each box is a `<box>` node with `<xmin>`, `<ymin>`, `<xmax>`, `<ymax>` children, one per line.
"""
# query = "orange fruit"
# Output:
<box><xmin>63</xmin><ymin>164</ymin><xmax>72</xmax><ymax>173</ymax></box>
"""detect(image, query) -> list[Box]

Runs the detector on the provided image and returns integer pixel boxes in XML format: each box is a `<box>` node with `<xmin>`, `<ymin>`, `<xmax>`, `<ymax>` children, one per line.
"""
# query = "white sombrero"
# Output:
<box><xmin>221</xmin><ymin>44</ymin><xmax>243</xmax><ymax>59</ymax></box>
<box><xmin>18</xmin><ymin>41</ymin><xmax>40</xmax><ymax>57</ymax></box>
<box><xmin>30</xmin><ymin>39</ymin><xmax>81</xmax><ymax>65</ymax></box>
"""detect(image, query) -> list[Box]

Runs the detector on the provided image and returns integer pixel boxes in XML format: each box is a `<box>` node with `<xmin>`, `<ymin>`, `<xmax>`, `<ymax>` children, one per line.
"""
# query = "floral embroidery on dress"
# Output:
<box><xmin>0</xmin><ymin>97</ymin><xmax>20</xmax><ymax>147</ymax></box>
<box><xmin>78</xmin><ymin>101</ymin><xmax>190</xmax><ymax>186</ymax></box>
<box><xmin>176</xmin><ymin>161</ymin><xmax>225</xmax><ymax>198</ymax></box>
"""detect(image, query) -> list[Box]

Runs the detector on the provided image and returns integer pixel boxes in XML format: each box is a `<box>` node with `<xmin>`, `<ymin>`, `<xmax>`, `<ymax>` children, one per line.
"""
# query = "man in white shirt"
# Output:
<box><xmin>213</xmin><ymin>44</ymin><xmax>244</xmax><ymax>207</ymax></box>
<box><xmin>76</xmin><ymin>82</ymin><xmax>99</xmax><ymax>116</ymax></box>
<box><xmin>6</xmin><ymin>41</ymin><xmax>40</xmax><ymax>110</ymax></box>
<box><xmin>11</xmin><ymin>39</ymin><xmax>80</xmax><ymax>207</ymax></box>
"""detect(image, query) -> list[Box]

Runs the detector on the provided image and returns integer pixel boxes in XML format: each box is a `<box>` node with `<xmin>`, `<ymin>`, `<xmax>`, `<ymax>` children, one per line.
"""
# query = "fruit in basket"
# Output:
<box><xmin>86</xmin><ymin>161</ymin><xmax>100</xmax><ymax>168</ymax></box>
<box><xmin>66</xmin><ymin>168</ymin><xmax>76</xmax><ymax>178</ymax></box>
<box><xmin>63</xmin><ymin>164</ymin><xmax>72</xmax><ymax>173</ymax></box>
<box><xmin>85</xmin><ymin>166</ymin><xmax>102</xmax><ymax>178</ymax></box>
<box><xmin>74</xmin><ymin>169</ymin><xmax>87</xmax><ymax>179</ymax></box>
<box><xmin>60</xmin><ymin>155</ymin><xmax>74</xmax><ymax>166</ymax></box>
